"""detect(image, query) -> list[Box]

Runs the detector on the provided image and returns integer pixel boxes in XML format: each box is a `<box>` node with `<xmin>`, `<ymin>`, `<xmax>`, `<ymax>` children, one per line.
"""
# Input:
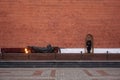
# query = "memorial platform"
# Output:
<box><xmin>0</xmin><ymin>51</ymin><xmax>120</xmax><ymax>68</ymax></box>
<box><xmin>0</xmin><ymin>53</ymin><xmax>120</xmax><ymax>60</ymax></box>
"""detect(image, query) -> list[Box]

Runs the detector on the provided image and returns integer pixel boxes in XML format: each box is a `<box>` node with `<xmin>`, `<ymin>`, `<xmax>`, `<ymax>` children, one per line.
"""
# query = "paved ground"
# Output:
<box><xmin>0</xmin><ymin>68</ymin><xmax>120</xmax><ymax>80</ymax></box>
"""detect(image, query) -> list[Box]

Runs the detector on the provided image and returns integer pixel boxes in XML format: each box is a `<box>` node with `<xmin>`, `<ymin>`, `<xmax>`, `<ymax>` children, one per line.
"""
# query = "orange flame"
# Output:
<box><xmin>24</xmin><ymin>48</ymin><xmax>29</xmax><ymax>54</ymax></box>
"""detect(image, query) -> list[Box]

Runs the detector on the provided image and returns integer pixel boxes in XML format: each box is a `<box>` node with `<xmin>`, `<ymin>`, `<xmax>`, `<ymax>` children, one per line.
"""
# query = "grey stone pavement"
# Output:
<box><xmin>0</xmin><ymin>68</ymin><xmax>120</xmax><ymax>80</ymax></box>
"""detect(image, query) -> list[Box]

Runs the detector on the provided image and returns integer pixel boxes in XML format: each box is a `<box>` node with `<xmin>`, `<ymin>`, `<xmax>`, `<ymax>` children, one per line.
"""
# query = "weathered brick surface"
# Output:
<box><xmin>29</xmin><ymin>53</ymin><xmax>55</xmax><ymax>60</ymax></box>
<box><xmin>0</xmin><ymin>0</ymin><xmax>120</xmax><ymax>48</ymax></box>
<box><xmin>56</xmin><ymin>53</ymin><xmax>82</xmax><ymax>60</ymax></box>
<box><xmin>1</xmin><ymin>53</ymin><xmax>28</xmax><ymax>60</ymax></box>
<box><xmin>108</xmin><ymin>54</ymin><xmax>120</xmax><ymax>60</ymax></box>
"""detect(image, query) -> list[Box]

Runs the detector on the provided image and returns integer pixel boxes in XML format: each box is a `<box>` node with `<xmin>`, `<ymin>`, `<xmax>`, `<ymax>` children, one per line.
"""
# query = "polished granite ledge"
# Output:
<box><xmin>0</xmin><ymin>60</ymin><xmax>120</xmax><ymax>68</ymax></box>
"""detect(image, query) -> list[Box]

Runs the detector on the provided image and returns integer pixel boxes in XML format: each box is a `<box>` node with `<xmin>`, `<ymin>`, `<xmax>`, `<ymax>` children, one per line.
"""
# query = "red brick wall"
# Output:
<box><xmin>0</xmin><ymin>0</ymin><xmax>120</xmax><ymax>48</ymax></box>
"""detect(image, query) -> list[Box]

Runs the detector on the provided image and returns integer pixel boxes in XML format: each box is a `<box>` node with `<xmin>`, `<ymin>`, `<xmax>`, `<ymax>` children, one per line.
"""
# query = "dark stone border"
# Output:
<box><xmin>0</xmin><ymin>61</ymin><xmax>120</xmax><ymax>68</ymax></box>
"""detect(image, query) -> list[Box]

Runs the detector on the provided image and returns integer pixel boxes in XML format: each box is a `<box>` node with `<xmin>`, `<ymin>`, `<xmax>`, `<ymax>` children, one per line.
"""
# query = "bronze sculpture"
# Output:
<box><xmin>27</xmin><ymin>44</ymin><xmax>59</xmax><ymax>53</ymax></box>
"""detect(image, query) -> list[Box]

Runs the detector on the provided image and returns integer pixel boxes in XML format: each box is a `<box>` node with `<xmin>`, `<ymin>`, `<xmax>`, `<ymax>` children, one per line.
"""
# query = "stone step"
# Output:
<box><xmin>0</xmin><ymin>60</ymin><xmax>120</xmax><ymax>68</ymax></box>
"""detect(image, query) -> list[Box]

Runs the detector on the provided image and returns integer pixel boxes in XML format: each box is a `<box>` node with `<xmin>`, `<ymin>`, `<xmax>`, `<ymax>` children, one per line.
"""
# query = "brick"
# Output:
<box><xmin>0</xmin><ymin>0</ymin><xmax>120</xmax><ymax>48</ymax></box>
